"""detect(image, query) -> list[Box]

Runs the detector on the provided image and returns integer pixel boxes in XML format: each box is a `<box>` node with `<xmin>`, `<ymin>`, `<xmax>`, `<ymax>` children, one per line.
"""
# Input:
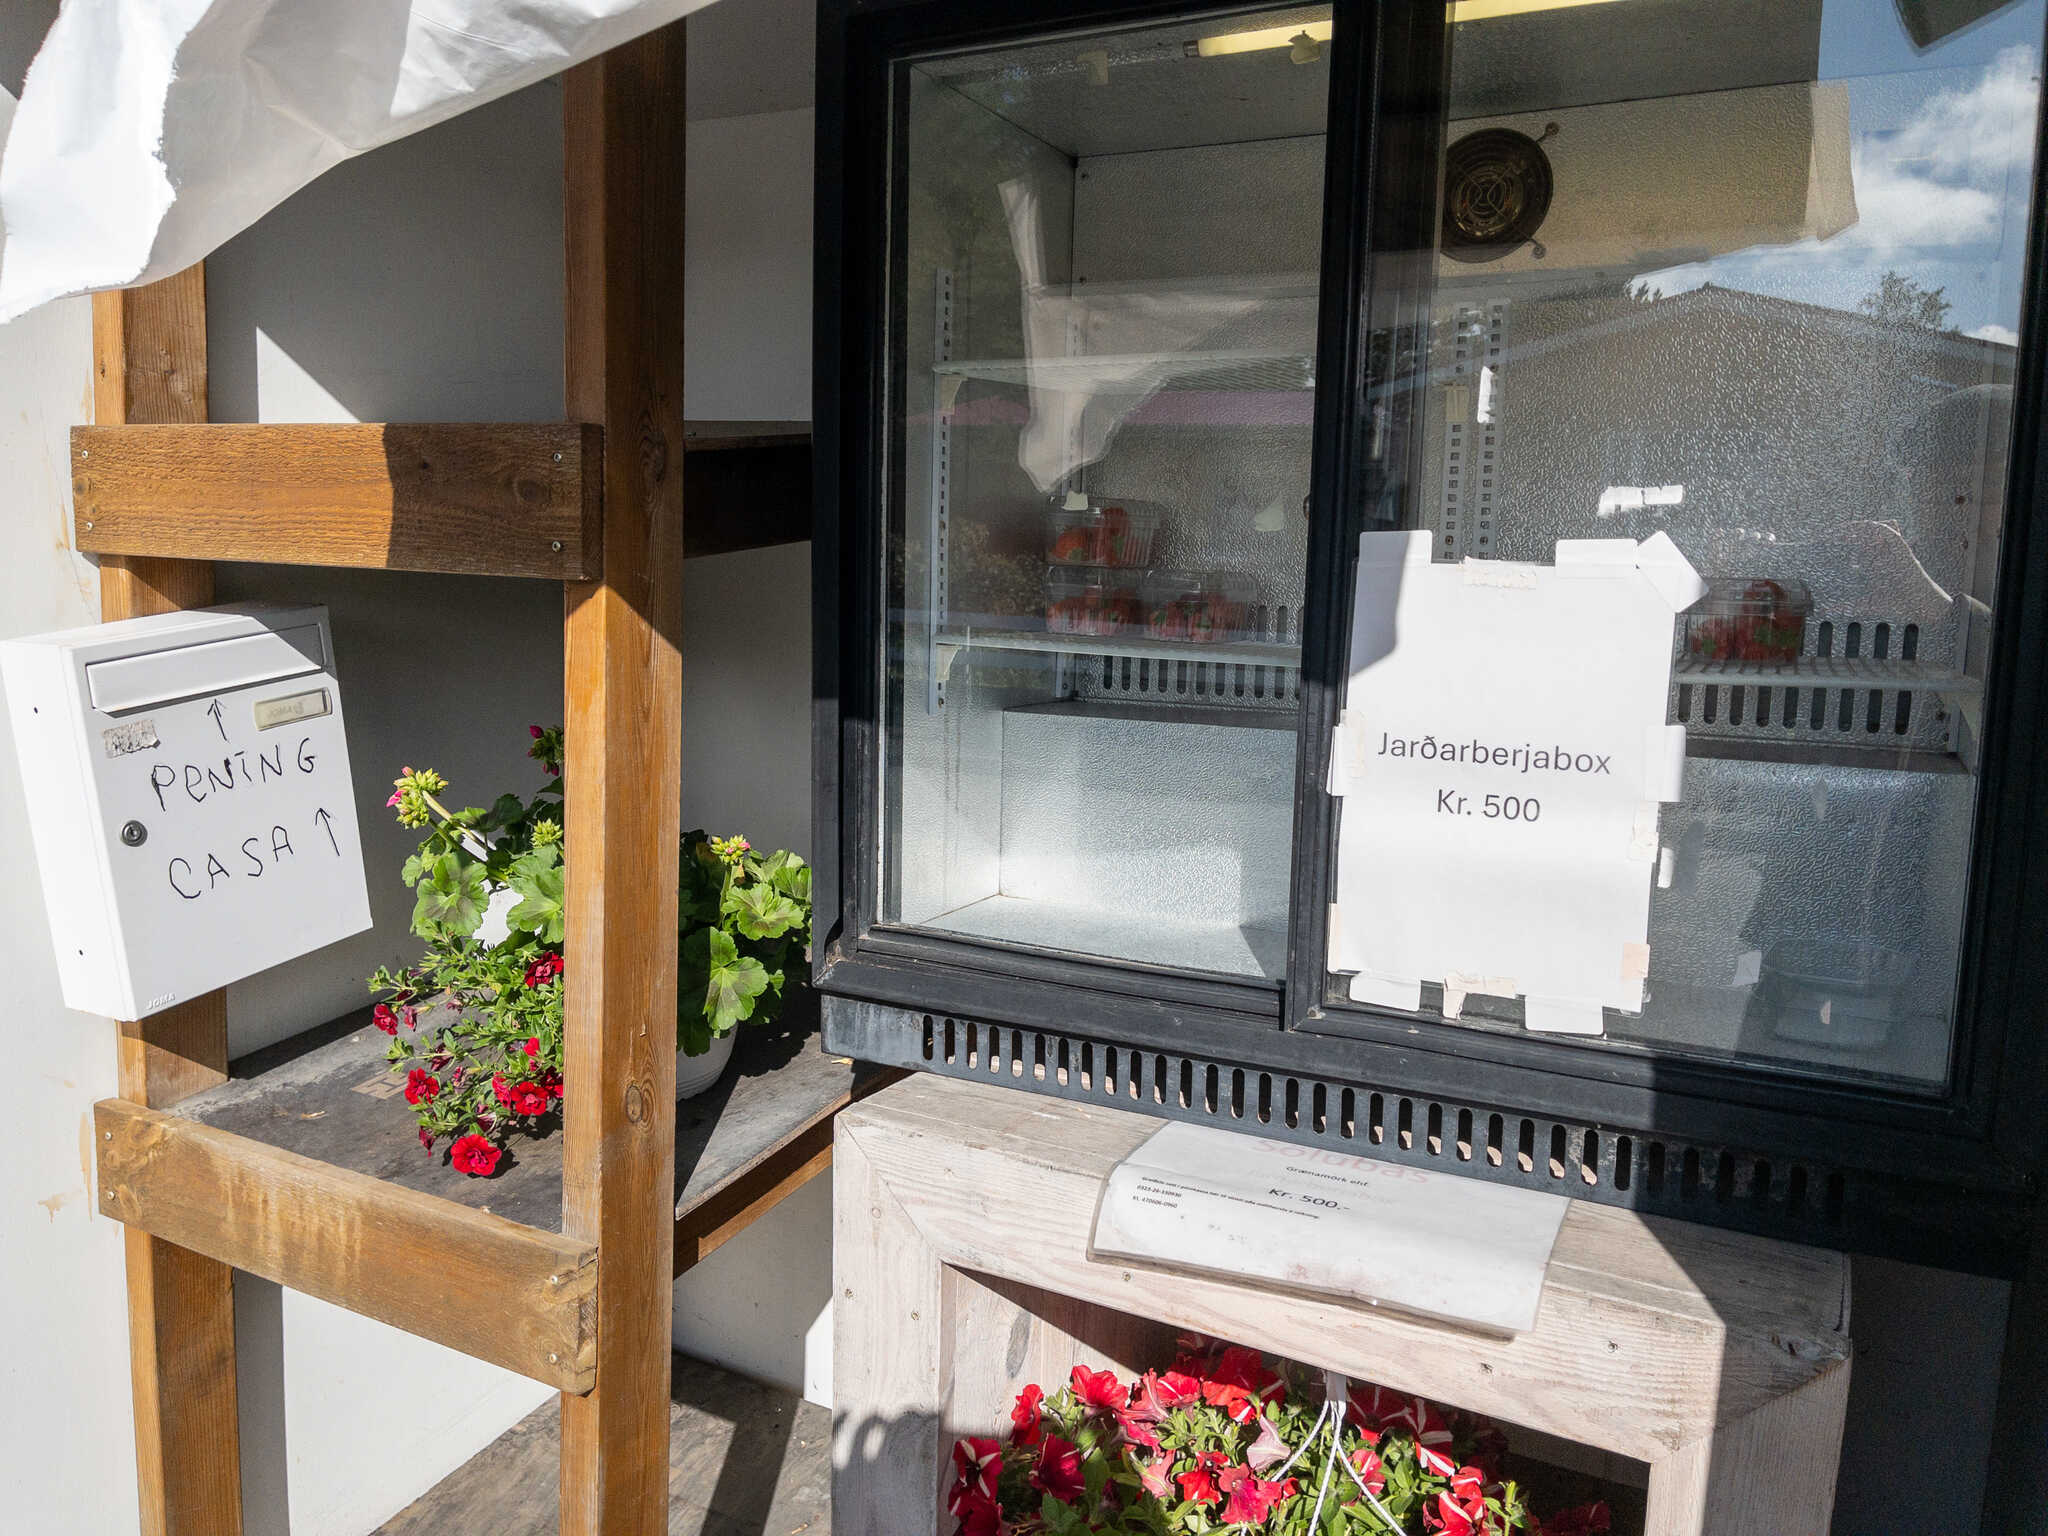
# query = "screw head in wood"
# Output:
<box><xmin>552</xmin><ymin>451</ymin><xmax>563</xmax><ymax>463</ymax></box>
<box><xmin>83</xmin><ymin>521</ymin><xmax>94</xmax><ymax>531</ymax></box>
<box><xmin>551</xmin><ymin>540</ymin><xmax>563</xmax><ymax>552</ymax></box>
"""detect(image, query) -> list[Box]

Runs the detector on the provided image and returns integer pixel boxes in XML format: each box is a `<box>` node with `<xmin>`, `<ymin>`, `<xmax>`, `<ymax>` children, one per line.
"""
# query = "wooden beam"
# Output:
<box><xmin>93</xmin><ymin>264</ymin><xmax>245</xmax><ymax>1536</ymax></box>
<box><xmin>560</xmin><ymin>22</ymin><xmax>687</xmax><ymax>1536</ymax></box>
<box><xmin>74</xmin><ymin>422</ymin><xmax>603</xmax><ymax>579</ymax></box>
<box><xmin>96</xmin><ymin>1101</ymin><xmax>600</xmax><ymax>1393</ymax></box>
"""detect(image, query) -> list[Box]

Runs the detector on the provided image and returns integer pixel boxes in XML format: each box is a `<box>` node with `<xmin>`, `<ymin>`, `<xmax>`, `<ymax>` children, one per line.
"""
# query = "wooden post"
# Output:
<box><xmin>559</xmin><ymin>23</ymin><xmax>687</xmax><ymax>1534</ymax></box>
<box><xmin>92</xmin><ymin>267</ymin><xmax>245</xmax><ymax>1536</ymax></box>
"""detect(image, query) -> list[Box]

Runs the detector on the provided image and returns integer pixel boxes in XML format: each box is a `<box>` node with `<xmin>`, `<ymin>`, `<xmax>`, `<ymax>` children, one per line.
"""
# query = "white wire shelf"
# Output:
<box><xmin>933</xmin><ymin>349</ymin><xmax>1315</xmax><ymax>395</ymax></box>
<box><xmin>934</xmin><ymin>627</ymin><xmax>1301</xmax><ymax>678</ymax></box>
<box><xmin>1673</xmin><ymin>655</ymin><xmax>1981</xmax><ymax>693</ymax></box>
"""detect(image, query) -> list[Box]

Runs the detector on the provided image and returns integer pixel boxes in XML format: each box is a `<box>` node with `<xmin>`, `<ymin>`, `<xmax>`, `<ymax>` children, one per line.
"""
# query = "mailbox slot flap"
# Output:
<box><xmin>85</xmin><ymin>625</ymin><xmax>327</xmax><ymax>715</ymax></box>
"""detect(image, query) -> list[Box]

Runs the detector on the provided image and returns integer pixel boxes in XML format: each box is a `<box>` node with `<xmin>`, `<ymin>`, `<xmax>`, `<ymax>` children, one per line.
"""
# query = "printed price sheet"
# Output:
<box><xmin>1090</xmin><ymin>1120</ymin><xmax>1568</xmax><ymax>1335</ymax></box>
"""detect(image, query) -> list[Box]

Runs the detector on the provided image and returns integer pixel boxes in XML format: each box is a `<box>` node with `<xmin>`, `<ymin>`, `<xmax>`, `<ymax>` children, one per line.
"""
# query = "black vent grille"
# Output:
<box><xmin>889</xmin><ymin>1010</ymin><xmax>1851</xmax><ymax>1241</ymax></box>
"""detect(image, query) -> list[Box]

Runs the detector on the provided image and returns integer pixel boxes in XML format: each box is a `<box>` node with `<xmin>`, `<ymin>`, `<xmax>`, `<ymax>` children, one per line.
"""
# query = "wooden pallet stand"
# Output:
<box><xmin>75</xmin><ymin>23</ymin><xmax>839</xmax><ymax>1535</ymax></box>
<box><xmin>833</xmin><ymin>1074</ymin><xmax>1854</xmax><ymax>1536</ymax></box>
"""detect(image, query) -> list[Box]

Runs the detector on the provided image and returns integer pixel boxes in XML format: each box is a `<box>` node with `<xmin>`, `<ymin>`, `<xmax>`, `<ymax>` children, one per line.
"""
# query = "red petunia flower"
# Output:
<box><xmin>492</xmin><ymin>1073</ymin><xmax>514</xmax><ymax>1107</ymax></box>
<box><xmin>1140</xmin><ymin>1369</ymin><xmax>1201</xmax><ymax>1414</ymax></box>
<box><xmin>540</xmin><ymin>1070</ymin><xmax>564</xmax><ymax>1102</ymax></box>
<box><xmin>1539</xmin><ymin>1504</ymin><xmax>1613</xmax><ymax>1536</ymax></box>
<box><xmin>1070</xmin><ymin>1364</ymin><xmax>1127</xmax><ymax>1416</ymax></box>
<box><xmin>1118</xmin><ymin>1366</ymin><xmax>1198</xmax><ymax>1451</ymax></box>
<box><xmin>449</xmin><ymin>1134</ymin><xmax>501</xmax><ymax>1176</ymax></box>
<box><xmin>1176</xmin><ymin>1449</ymin><xmax>1228</xmax><ymax>1508</ymax></box>
<box><xmin>1116</xmin><ymin>1410</ymin><xmax>1162</xmax><ymax>1452</ymax></box>
<box><xmin>418</xmin><ymin>1127</ymin><xmax>435</xmax><ymax>1152</ymax></box>
<box><xmin>1201</xmin><ymin>1347</ymin><xmax>1284</xmax><ymax>1424</ymax></box>
<box><xmin>372</xmin><ymin>1003</ymin><xmax>400</xmax><ymax>1035</ymax></box>
<box><xmin>403</xmin><ymin>1068</ymin><xmax>440</xmax><ymax>1106</ymax></box>
<box><xmin>1030</xmin><ymin>1436</ymin><xmax>1085</xmax><ymax>1504</ymax></box>
<box><xmin>524</xmin><ymin>952</ymin><xmax>564</xmax><ymax>988</ymax></box>
<box><xmin>1246</xmin><ymin>1413</ymin><xmax>1291</xmax><ymax>1472</ymax></box>
<box><xmin>1346</xmin><ymin>1382</ymin><xmax>1406</xmax><ymax>1432</ymax></box>
<box><xmin>1217</xmin><ymin>1464</ymin><xmax>1297</xmax><ymax>1526</ymax></box>
<box><xmin>1131</xmin><ymin>1449</ymin><xmax>1176</xmax><ymax>1501</ymax></box>
<box><xmin>950</xmin><ymin>1492</ymin><xmax>1001</xmax><ymax>1536</ymax></box>
<box><xmin>1009</xmin><ymin>1383</ymin><xmax>1044</xmax><ymax>1446</ymax></box>
<box><xmin>1347</xmin><ymin>1443</ymin><xmax>1386</xmax><ymax>1499</ymax></box>
<box><xmin>1365</xmin><ymin>1394</ymin><xmax>1457</xmax><ymax>1476</ymax></box>
<box><xmin>524</xmin><ymin>1036</ymin><xmax>541</xmax><ymax>1058</ymax></box>
<box><xmin>505</xmin><ymin>1079</ymin><xmax>551</xmax><ymax>1117</ymax></box>
<box><xmin>950</xmin><ymin>1437</ymin><xmax>1002</xmax><ymax>1505</ymax></box>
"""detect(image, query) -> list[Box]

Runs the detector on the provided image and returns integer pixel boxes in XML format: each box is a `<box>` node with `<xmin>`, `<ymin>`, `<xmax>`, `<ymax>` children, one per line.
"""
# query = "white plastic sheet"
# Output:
<box><xmin>0</xmin><ymin>0</ymin><xmax>713</xmax><ymax>322</ymax></box>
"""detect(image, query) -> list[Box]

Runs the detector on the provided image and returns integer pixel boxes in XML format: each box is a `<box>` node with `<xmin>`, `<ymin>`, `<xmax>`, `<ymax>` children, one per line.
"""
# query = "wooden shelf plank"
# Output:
<box><xmin>683</xmin><ymin>420</ymin><xmax>809</xmax><ymax>452</ymax></box>
<box><xmin>160</xmin><ymin>997</ymin><xmax>889</xmax><ymax>1271</ymax></box>
<box><xmin>72</xmin><ymin>422</ymin><xmax>602</xmax><ymax>580</ymax></box>
<box><xmin>96</xmin><ymin>1099</ymin><xmax>599</xmax><ymax>1392</ymax></box>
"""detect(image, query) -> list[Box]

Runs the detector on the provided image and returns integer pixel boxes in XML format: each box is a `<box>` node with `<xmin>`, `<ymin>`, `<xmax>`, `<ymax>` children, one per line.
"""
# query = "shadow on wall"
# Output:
<box><xmin>0</xmin><ymin>0</ymin><xmax>57</xmax><ymax>97</ymax></box>
<box><xmin>203</xmin><ymin>80</ymin><xmax>566</xmax><ymax>429</ymax></box>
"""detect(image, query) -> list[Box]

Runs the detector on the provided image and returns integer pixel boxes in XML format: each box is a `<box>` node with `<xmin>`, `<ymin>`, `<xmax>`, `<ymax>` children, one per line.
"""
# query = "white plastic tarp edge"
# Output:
<box><xmin>0</xmin><ymin>0</ymin><xmax>715</xmax><ymax>323</ymax></box>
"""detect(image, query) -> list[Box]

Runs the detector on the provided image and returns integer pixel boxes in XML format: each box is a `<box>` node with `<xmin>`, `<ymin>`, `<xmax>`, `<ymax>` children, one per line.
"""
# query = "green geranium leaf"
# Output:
<box><xmin>724</xmin><ymin>879</ymin><xmax>804</xmax><ymax>941</ymax></box>
<box><xmin>758</xmin><ymin>850</ymin><xmax>812</xmax><ymax>905</ymax></box>
<box><xmin>481</xmin><ymin>793</ymin><xmax>528</xmax><ymax>834</ymax></box>
<box><xmin>507</xmin><ymin>853</ymin><xmax>565</xmax><ymax>943</ymax></box>
<box><xmin>702</xmin><ymin>926</ymin><xmax>769</xmax><ymax>1033</ymax></box>
<box><xmin>400</xmin><ymin>852</ymin><xmax>426</xmax><ymax>887</ymax></box>
<box><xmin>678</xmin><ymin>1011</ymin><xmax>715</xmax><ymax>1057</ymax></box>
<box><xmin>412</xmin><ymin>853</ymin><xmax>490</xmax><ymax>938</ymax></box>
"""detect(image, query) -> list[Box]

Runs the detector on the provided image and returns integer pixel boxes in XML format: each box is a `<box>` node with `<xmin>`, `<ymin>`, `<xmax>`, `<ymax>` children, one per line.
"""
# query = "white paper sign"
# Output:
<box><xmin>1327</xmin><ymin>532</ymin><xmax>1702</xmax><ymax>1034</ymax></box>
<box><xmin>2</xmin><ymin>604</ymin><xmax>371</xmax><ymax>1021</ymax></box>
<box><xmin>1089</xmin><ymin>1121</ymin><xmax>1568</xmax><ymax>1335</ymax></box>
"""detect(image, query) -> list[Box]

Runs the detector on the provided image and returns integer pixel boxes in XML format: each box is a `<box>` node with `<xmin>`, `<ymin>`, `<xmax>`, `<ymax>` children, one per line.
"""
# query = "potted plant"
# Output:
<box><xmin>368</xmin><ymin>727</ymin><xmax>813</xmax><ymax>1175</ymax></box>
<box><xmin>675</xmin><ymin>827</ymin><xmax>812</xmax><ymax>1095</ymax></box>
<box><xmin>951</xmin><ymin>1340</ymin><xmax>1614</xmax><ymax>1536</ymax></box>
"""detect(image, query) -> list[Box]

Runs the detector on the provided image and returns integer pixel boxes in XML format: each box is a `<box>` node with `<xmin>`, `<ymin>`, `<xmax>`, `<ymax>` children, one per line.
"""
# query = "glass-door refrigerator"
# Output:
<box><xmin>814</xmin><ymin>0</ymin><xmax>2048</xmax><ymax>1272</ymax></box>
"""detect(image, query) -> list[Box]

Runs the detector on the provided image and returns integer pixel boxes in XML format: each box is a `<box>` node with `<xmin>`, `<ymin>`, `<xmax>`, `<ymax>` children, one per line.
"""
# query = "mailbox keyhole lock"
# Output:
<box><xmin>119</xmin><ymin>820</ymin><xmax>148</xmax><ymax>848</ymax></box>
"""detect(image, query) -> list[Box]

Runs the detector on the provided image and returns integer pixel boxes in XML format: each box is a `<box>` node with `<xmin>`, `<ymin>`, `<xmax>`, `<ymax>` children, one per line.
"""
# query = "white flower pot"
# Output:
<box><xmin>674</xmin><ymin>1028</ymin><xmax>736</xmax><ymax>1100</ymax></box>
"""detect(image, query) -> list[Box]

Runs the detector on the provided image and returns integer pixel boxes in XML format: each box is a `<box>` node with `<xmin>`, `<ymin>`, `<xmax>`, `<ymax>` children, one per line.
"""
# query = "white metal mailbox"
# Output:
<box><xmin>1</xmin><ymin>603</ymin><xmax>371</xmax><ymax>1021</ymax></box>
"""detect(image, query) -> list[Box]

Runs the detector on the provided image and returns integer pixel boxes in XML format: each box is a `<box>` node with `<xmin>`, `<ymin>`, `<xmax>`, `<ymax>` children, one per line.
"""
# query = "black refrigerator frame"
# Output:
<box><xmin>812</xmin><ymin>0</ymin><xmax>2048</xmax><ymax>1275</ymax></box>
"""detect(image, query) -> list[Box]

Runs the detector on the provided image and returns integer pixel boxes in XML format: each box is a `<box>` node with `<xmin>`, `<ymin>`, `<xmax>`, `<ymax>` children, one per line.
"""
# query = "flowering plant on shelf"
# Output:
<box><xmin>366</xmin><ymin>726</ymin><xmax>815</xmax><ymax>1174</ymax></box>
<box><xmin>676</xmin><ymin>826</ymin><xmax>812</xmax><ymax>1056</ymax></box>
<box><xmin>367</xmin><ymin>727</ymin><xmax>569</xmax><ymax>1179</ymax></box>
<box><xmin>948</xmin><ymin>1340</ymin><xmax>1611</xmax><ymax>1536</ymax></box>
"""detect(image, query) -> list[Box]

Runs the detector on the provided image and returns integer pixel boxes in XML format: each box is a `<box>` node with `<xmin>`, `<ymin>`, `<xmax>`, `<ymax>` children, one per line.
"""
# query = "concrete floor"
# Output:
<box><xmin>374</xmin><ymin>1352</ymin><xmax>831</xmax><ymax>1535</ymax></box>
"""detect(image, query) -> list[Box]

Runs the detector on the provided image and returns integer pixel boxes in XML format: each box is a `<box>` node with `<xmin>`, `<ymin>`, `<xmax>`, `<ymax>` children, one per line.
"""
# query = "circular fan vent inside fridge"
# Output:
<box><xmin>1442</xmin><ymin>128</ymin><xmax>1553</xmax><ymax>263</ymax></box>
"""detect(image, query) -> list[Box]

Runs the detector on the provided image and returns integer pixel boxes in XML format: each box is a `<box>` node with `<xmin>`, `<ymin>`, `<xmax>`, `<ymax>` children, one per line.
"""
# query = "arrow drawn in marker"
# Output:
<box><xmin>314</xmin><ymin>807</ymin><xmax>340</xmax><ymax>856</ymax></box>
<box><xmin>205</xmin><ymin>698</ymin><xmax>228</xmax><ymax>741</ymax></box>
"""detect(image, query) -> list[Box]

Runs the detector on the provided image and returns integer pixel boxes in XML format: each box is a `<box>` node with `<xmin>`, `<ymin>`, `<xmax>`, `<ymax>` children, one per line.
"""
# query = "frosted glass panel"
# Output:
<box><xmin>877</xmin><ymin>5</ymin><xmax>1332</xmax><ymax>979</ymax></box>
<box><xmin>1332</xmin><ymin>0</ymin><xmax>2042</xmax><ymax>1086</ymax></box>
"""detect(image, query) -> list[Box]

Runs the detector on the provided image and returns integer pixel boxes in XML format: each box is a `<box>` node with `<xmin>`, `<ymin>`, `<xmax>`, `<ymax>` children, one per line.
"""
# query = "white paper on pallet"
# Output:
<box><xmin>1089</xmin><ymin>1120</ymin><xmax>1568</xmax><ymax>1336</ymax></box>
<box><xmin>1327</xmin><ymin>531</ymin><xmax>1701</xmax><ymax>1034</ymax></box>
<box><xmin>0</xmin><ymin>0</ymin><xmax>714</xmax><ymax>322</ymax></box>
